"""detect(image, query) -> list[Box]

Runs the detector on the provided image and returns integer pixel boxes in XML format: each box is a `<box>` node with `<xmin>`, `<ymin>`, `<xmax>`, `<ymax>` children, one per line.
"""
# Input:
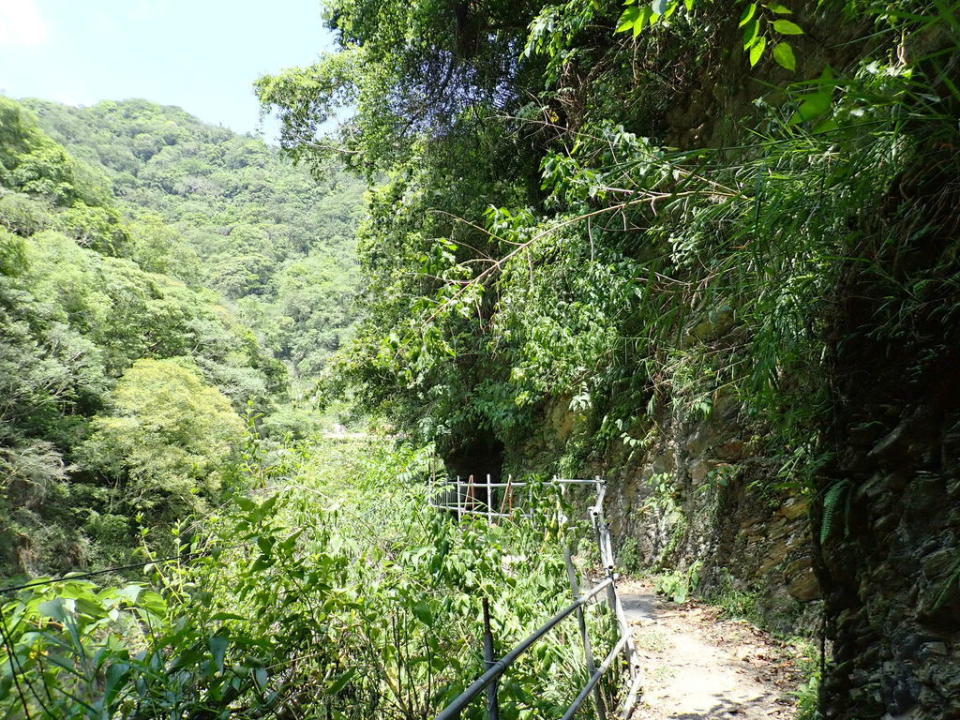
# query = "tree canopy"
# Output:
<box><xmin>79</xmin><ymin>359</ymin><xmax>245</xmax><ymax>516</ymax></box>
<box><xmin>258</xmin><ymin>0</ymin><xmax>960</xmax><ymax>475</ymax></box>
<box><xmin>0</xmin><ymin>97</ymin><xmax>362</xmax><ymax>575</ymax></box>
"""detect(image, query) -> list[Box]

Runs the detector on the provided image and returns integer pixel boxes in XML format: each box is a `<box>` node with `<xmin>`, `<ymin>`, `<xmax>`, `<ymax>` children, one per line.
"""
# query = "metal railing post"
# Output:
<box><xmin>486</xmin><ymin>474</ymin><xmax>493</xmax><ymax>524</ymax></box>
<box><xmin>432</xmin><ymin>578</ymin><xmax>613</xmax><ymax>720</ymax></box>
<box><xmin>564</xmin><ymin>543</ymin><xmax>606</xmax><ymax>720</ymax></box>
<box><xmin>429</xmin><ymin>473</ymin><xmax>643</xmax><ymax>720</ymax></box>
<box><xmin>482</xmin><ymin>597</ymin><xmax>500</xmax><ymax>720</ymax></box>
<box><xmin>591</xmin><ymin>477</ymin><xmax>640</xmax><ymax>684</ymax></box>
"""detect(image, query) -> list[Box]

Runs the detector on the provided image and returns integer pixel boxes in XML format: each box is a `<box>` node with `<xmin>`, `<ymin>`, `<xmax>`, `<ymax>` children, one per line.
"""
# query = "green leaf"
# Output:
<box><xmin>773</xmin><ymin>19</ymin><xmax>803</xmax><ymax>34</ymax></box>
<box><xmin>738</xmin><ymin>3</ymin><xmax>757</xmax><ymax>27</ymax></box>
<box><xmin>209</xmin><ymin>634</ymin><xmax>229</xmax><ymax>673</ymax></box>
<box><xmin>749</xmin><ymin>36</ymin><xmax>767</xmax><ymax>66</ymax></box>
<box><xmin>615</xmin><ymin>6</ymin><xmax>640</xmax><ymax>33</ymax></box>
<box><xmin>791</xmin><ymin>92</ymin><xmax>832</xmax><ymax>123</ymax></box>
<box><xmin>812</xmin><ymin>117</ymin><xmax>839</xmax><ymax>134</ymax></box>
<box><xmin>254</xmin><ymin>667</ymin><xmax>268</xmax><ymax>689</ymax></box>
<box><xmin>327</xmin><ymin>668</ymin><xmax>356</xmax><ymax>695</ymax></box>
<box><xmin>253</xmin><ymin>493</ymin><xmax>280</xmax><ymax>521</ymax></box>
<box><xmin>115</xmin><ymin>584</ymin><xmax>143</xmax><ymax>605</ymax></box>
<box><xmin>635</xmin><ymin>6</ymin><xmax>653</xmax><ymax>34</ymax></box>
<box><xmin>651</xmin><ymin>0</ymin><xmax>669</xmax><ymax>15</ymax></box>
<box><xmin>411</xmin><ymin>601</ymin><xmax>433</xmax><ymax>625</ymax></box>
<box><xmin>742</xmin><ymin>18</ymin><xmax>759</xmax><ymax>48</ymax></box>
<box><xmin>138</xmin><ymin>590</ymin><xmax>166</xmax><ymax>617</ymax></box>
<box><xmin>103</xmin><ymin>662</ymin><xmax>130</xmax><ymax>708</ymax></box>
<box><xmin>765</xmin><ymin>2</ymin><xmax>792</xmax><ymax>12</ymax></box>
<box><xmin>820</xmin><ymin>481</ymin><xmax>849</xmax><ymax>543</ymax></box>
<box><xmin>39</xmin><ymin>597</ymin><xmax>69</xmax><ymax>623</ymax></box>
<box><xmin>773</xmin><ymin>41</ymin><xmax>796</xmax><ymax>70</ymax></box>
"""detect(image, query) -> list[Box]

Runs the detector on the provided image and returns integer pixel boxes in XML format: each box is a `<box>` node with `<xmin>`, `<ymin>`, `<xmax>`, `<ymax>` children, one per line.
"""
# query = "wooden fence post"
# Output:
<box><xmin>466</xmin><ymin>474</ymin><xmax>476</xmax><ymax>512</ymax></box>
<box><xmin>500</xmin><ymin>475</ymin><xmax>513</xmax><ymax>514</ymax></box>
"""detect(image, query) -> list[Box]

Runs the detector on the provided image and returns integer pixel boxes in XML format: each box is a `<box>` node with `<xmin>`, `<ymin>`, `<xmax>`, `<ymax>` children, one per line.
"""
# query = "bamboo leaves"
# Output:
<box><xmin>616</xmin><ymin>0</ymin><xmax>803</xmax><ymax>72</ymax></box>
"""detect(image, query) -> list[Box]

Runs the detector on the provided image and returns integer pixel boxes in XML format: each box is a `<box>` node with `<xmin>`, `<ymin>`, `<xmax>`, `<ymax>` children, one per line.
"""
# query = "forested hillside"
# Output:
<box><xmin>0</xmin><ymin>97</ymin><xmax>363</xmax><ymax>577</ymax></box>
<box><xmin>1</xmin><ymin>1</ymin><xmax>958</xmax><ymax>719</ymax></box>
<box><xmin>26</xmin><ymin>98</ymin><xmax>365</xmax><ymax>381</ymax></box>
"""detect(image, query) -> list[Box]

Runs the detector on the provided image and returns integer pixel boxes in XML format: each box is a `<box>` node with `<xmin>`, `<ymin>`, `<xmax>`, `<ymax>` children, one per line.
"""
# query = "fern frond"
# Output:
<box><xmin>820</xmin><ymin>479</ymin><xmax>850</xmax><ymax>544</ymax></box>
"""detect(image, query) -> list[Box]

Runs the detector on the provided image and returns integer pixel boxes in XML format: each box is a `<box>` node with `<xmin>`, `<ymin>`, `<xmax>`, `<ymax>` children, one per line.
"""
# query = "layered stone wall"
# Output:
<box><xmin>815</xmin><ymin>205</ymin><xmax>960</xmax><ymax>718</ymax></box>
<box><xmin>505</xmin><ymin>390</ymin><xmax>822</xmax><ymax>634</ymax></box>
<box><xmin>817</xmin><ymin>406</ymin><xmax>960</xmax><ymax>718</ymax></box>
<box><xmin>601</xmin><ymin>394</ymin><xmax>821</xmax><ymax>634</ymax></box>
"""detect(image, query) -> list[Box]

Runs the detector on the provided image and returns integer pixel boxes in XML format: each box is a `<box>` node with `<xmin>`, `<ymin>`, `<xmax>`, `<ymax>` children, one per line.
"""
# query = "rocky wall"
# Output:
<box><xmin>815</xmin><ymin>214</ymin><xmax>960</xmax><ymax>719</ymax></box>
<box><xmin>601</xmin><ymin>392</ymin><xmax>821</xmax><ymax>634</ymax></box>
<box><xmin>506</xmin><ymin>389</ymin><xmax>822</xmax><ymax>635</ymax></box>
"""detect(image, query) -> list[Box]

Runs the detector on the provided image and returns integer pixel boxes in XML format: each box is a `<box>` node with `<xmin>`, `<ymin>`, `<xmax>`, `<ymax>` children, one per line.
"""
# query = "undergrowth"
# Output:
<box><xmin>0</xmin><ymin>434</ymin><xmax>623</xmax><ymax>719</ymax></box>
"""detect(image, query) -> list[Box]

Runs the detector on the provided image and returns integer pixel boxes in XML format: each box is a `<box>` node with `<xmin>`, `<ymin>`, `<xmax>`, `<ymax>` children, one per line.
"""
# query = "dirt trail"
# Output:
<box><xmin>620</xmin><ymin>580</ymin><xmax>807</xmax><ymax>720</ymax></box>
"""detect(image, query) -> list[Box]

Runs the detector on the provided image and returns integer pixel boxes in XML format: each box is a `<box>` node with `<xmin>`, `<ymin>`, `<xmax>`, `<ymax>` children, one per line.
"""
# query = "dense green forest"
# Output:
<box><xmin>0</xmin><ymin>97</ymin><xmax>363</xmax><ymax>576</ymax></box>
<box><xmin>26</xmin><ymin>99</ymin><xmax>365</xmax><ymax>382</ymax></box>
<box><xmin>2</xmin><ymin>0</ymin><xmax>959</xmax><ymax>718</ymax></box>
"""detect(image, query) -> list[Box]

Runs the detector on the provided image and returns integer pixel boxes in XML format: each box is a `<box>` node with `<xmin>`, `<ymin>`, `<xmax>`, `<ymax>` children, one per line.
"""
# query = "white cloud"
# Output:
<box><xmin>0</xmin><ymin>0</ymin><xmax>50</xmax><ymax>47</ymax></box>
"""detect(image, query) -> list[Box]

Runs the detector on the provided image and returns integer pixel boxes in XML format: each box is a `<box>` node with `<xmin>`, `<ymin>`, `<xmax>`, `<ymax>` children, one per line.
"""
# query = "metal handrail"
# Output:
<box><xmin>442</xmin><ymin>478</ymin><xmax>602</xmax><ymax>488</ymax></box>
<box><xmin>429</xmin><ymin>506</ymin><xmax>522</xmax><ymax>519</ymax></box>
<box><xmin>559</xmin><ymin>635</ymin><xmax>629</xmax><ymax>720</ymax></box>
<box><xmin>427</xmin><ymin>474</ymin><xmax>641</xmax><ymax>720</ymax></box>
<box><xmin>433</xmin><ymin>577</ymin><xmax>614</xmax><ymax>720</ymax></box>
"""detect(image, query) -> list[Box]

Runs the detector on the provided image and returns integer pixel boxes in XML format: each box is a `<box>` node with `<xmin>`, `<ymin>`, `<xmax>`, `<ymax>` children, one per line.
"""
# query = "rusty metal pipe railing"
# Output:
<box><xmin>565</xmin><ymin>545</ymin><xmax>605</xmax><ymax>720</ymax></box>
<box><xmin>432</xmin><ymin>577</ymin><xmax>614</xmax><ymax>720</ymax></box>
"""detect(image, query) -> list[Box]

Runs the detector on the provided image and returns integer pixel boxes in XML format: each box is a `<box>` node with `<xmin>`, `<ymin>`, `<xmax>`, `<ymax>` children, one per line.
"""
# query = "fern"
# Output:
<box><xmin>820</xmin><ymin>479</ymin><xmax>850</xmax><ymax>545</ymax></box>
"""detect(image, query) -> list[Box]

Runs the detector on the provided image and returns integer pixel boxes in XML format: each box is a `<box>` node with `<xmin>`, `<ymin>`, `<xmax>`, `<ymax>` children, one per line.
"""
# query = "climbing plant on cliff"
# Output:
<box><xmin>260</xmin><ymin>0</ymin><xmax>957</xmax><ymax>484</ymax></box>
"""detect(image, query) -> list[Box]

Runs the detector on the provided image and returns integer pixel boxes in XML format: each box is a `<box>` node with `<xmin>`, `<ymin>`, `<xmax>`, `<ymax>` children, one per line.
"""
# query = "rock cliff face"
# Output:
<box><xmin>818</xmin><ymin>410</ymin><xmax>960</xmax><ymax>718</ymax></box>
<box><xmin>814</xmin><ymin>162</ymin><xmax>960</xmax><ymax>719</ymax></box>
<box><xmin>600</xmin><ymin>394</ymin><xmax>821</xmax><ymax>633</ymax></box>
<box><xmin>503</xmin><ymin>388</ymin><xmax>821</xmax><ymax>634</ymax></box>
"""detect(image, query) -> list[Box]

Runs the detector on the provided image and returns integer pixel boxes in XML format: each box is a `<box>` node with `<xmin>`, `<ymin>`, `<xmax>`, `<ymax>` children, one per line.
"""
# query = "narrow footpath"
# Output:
<box><xmin>619</xmin><ymin>580</ymin><xmax>808</xmax><ymax>720</ymax></box>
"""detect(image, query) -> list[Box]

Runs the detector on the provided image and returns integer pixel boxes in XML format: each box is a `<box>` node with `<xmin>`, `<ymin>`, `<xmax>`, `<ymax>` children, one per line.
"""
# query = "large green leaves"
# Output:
<box><xmin>617</xmin><ymin>0</ymin><xmax>802</xmax><ymax>70</ymax></box>
<box><xmin>773</xmin><ymin>41</ymin><xmax>797</xmax><ymax>70</ymax></box>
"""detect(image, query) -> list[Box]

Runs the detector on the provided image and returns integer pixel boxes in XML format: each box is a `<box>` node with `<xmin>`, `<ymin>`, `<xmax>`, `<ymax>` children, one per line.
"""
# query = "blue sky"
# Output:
<box><xmin>0</xmin><ymin>0</ymin><xmax>337</xmax><ymax>137</ymax></box>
